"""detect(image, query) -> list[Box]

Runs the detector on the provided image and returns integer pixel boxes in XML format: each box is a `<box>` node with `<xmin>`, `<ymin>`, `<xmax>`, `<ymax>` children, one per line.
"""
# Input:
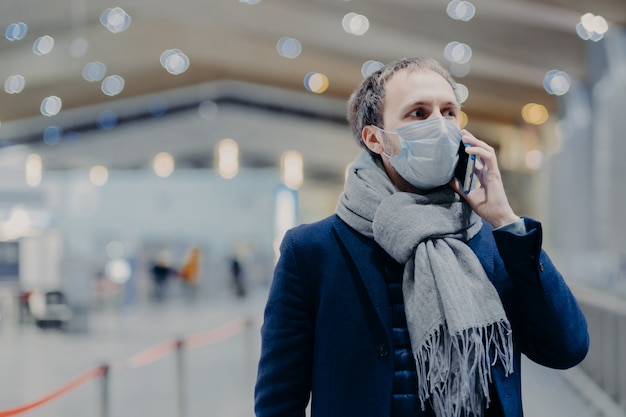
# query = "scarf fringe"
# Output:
<box><xmin>415</xmin><ymin>321</ymin><xmax>514</xmax><ymax>417</ymax></box>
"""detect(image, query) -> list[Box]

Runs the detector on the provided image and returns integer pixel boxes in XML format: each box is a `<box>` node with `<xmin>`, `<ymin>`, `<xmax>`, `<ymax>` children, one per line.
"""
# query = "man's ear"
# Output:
<box><xmin>362</xmin><ymin>125</ymin><xmax>384</xmax><ymax>155</ymax></box>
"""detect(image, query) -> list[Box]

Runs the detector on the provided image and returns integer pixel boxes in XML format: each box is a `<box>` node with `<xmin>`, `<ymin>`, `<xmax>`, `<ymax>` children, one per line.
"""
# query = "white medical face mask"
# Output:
<box><xmin>376</xmin><ymin>117</ymin><xmax>462</xmax><ymax>190</ymax></box>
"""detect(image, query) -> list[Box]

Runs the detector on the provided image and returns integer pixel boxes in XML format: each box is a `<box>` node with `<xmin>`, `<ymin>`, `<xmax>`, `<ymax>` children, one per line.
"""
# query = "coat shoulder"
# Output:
<box><xmin>286</xmin><ymin>214</ymin><xmax>347</xmax><ymax>246</ymax></box>
<box><xmin>289</xmin><ymin>214</ymin><xmax>376</xmax><ymax>250</ymax></box>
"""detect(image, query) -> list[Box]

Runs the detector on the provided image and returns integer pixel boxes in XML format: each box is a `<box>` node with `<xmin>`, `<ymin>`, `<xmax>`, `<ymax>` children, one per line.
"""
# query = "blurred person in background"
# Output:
<box><xmin>179</xmin><ymin>246</ymin><xmax>201</xmax><ymax>302</ymax></box>
<box><xmin>230</xmin><ymin>254</ymin><xmax>246</xmax><ymax>298</ymax></box>
<box><xmin>150</xmin><ymin>250</ymin><xmax>174</xmax><ymax>302</ymax></box>
<box><xmin>254</xmin><ymin>56</ymin><xmax>589</xmax><ymax>417</ymax></box>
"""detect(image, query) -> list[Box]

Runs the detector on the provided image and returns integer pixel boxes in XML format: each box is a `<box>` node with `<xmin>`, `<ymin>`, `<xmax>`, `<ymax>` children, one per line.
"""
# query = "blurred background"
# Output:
<box><xmin>0</xmin><ymin>0</ymin><xmax>625</xmax><ymax>416</ymax></box>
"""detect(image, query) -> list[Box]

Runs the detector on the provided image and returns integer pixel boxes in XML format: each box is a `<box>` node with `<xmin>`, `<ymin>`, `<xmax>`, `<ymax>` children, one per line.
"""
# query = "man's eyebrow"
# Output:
<box><xmin>402</xmin><ymin>100</ymin><xmax>459</xmax><ymax>110</ymax></box>
<box><xmin>401</xmin><ymin>101</ymin><xmax>429</xmax><ymax>110</ymax></box>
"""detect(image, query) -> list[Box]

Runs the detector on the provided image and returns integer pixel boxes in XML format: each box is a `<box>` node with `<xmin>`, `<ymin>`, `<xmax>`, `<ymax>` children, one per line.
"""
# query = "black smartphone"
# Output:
<box><xmin>454</xmin><ymin>141</ymin><xmax>476</xmax><ymax>194</ymax></box>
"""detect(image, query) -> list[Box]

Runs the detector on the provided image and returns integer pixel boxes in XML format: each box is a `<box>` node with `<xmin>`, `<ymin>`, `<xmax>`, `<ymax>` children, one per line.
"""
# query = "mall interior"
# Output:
<box><xmin>0</xmin><ymin>0</ymin><xmax>625</xmax><ymax>416</ymax></box>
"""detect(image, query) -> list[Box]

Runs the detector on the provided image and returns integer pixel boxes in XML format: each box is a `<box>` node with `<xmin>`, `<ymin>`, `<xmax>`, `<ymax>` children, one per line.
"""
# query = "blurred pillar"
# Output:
<box><xmin>587</xmin><ymin>26</ymin><xmax>626</xmax><ymax>252</ymax></box>
<box><xmin>548</xmin><ymin>26</ymin><xmax>626</xmax><ymax>255</ymax></box>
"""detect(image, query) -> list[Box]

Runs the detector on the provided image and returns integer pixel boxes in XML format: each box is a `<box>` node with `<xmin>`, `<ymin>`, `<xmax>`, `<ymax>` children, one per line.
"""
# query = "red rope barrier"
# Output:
<box><xmin>125</xmin><ymin>339</ymin><xmax>178</xmax><ymax>369</ymax></box>
<box><xmin>0</xmin><ymin>316</ymin><xmax>257</xmax><ymax>416</ymax></box>
<box><xmin>184</xmin><ymin>317</ymin><xmax>249</xmax><ymax>349</ymax></box>
<box><xmin>0</xmin><ymin>367</ymin><xmax>104</xmax><ymax>417</ymax></box>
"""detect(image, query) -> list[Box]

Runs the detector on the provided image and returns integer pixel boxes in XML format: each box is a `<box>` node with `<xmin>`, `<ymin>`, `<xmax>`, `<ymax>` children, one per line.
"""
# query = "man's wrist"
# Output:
<box><xmin>490</xmin><ymin>212</ymin><xmax>520</xmax><ymax>229</ymax></box>
<box><xmin>494</xmin><ymin>217</ymin><xmax>526</xmax><ymax>235</ymax></box>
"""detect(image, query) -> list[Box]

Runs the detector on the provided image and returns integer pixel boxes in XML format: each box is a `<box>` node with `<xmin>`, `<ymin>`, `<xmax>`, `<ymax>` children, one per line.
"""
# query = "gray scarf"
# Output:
<box><xmin>336</xmin><ymin>151</ymin><xmax>513</xmax><ymax>417</ymax></box>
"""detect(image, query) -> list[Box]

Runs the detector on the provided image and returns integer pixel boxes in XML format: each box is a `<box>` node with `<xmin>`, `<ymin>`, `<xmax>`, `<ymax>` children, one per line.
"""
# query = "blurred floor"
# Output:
<box><xmin>0</xmin><ymin>286</ymin><xmax>617</xmax><ymax>417</ymax></box>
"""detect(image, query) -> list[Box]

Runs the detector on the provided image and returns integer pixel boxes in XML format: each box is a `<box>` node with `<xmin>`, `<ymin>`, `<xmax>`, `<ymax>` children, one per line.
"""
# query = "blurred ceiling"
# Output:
<box><xmin>0</xmin><ymin>0</ymin><xmax>623</xmax><ymax>176</ymax></box>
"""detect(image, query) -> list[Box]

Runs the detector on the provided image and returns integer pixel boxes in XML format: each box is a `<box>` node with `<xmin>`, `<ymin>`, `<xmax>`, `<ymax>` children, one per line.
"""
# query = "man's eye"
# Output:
<box><xmin>444</xmin><ymin>109</ymin><xmax>457</xmax><ymax>118</ymax></box>
<box><xmin>409</xmin><ymin>109</ymin><xmax>426</xmax><ymax>118</ymax></box>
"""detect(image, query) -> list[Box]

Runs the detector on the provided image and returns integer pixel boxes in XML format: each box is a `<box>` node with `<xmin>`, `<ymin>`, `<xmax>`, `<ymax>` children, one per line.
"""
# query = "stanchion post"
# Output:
<box><xmin>175</xmin><ymin>339</ymin><xmax>186</xmax><ymax>417</ymax></box>
<box><xmin>99</xmin><ymin>363</ymin><xmax>110</xmax><ymax>417</ymax></box>
<box><xmin>244</xmin><ymin>317</ymin><xmax>256</xmax><ymax>391</ymax></box>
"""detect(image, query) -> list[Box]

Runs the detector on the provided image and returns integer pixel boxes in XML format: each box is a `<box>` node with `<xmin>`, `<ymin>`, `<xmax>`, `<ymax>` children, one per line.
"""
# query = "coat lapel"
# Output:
<box><xmin>331</xmin><ymin>216</ymin><xmax>392</xmax><ymax>340</ymax></box>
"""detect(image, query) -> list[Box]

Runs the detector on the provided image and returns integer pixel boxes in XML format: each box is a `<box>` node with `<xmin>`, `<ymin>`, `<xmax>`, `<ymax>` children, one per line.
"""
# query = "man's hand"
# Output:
<box><xmin>449</xmin><ymin>129</ymin><xmax>520</xmax><ymax>228</ymax></box>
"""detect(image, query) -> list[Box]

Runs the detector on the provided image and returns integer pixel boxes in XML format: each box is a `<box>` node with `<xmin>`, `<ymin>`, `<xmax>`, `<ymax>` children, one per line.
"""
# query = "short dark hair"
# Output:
<box><xmin>346</xmin><ymin>57</ymin><xmax>459</xmax><ymax>151</ymax></box>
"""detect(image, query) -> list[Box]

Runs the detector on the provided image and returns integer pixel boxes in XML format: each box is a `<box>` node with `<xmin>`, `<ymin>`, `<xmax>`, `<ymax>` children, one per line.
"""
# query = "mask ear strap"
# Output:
<box><xmin>373</xmin><ymin>126</ymin><xmax>400</xmax><ymax>159</ymax></box>
<box><xmin>372</xmin><ymin>125</ymin><xmax>395</xmax><ymax>135</ymax></box>
<box><xmin>366</xmin><ymin>125</ymin><xmax>395</xmax><ymax>158</ymax></box>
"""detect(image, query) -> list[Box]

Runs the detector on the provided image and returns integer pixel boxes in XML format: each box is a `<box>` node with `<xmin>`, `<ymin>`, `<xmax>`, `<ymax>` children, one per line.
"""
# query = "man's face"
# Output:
<box><xmin>381</xmin><ymin>68</ymin><xmax>460</xmax><ymax>155</ymax></box>
<box><xmin>363</xmin><ymin>68</ymin><xmax>461</xmax><ymax>192</ymax></box>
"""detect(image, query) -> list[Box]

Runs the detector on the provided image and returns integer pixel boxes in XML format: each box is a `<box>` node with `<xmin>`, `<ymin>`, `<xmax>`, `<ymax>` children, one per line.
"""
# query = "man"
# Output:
<box><xmin>254</xmin><ymin>57</ymin><xmax>589</xmax><ymax>417</ymax></box>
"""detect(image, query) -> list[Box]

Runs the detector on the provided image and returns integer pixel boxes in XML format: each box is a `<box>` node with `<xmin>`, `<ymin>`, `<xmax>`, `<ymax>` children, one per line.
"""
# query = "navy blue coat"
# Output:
<box><xmin>255</xmin><ymin>215</ymin><xmax>589</xmax><ymax>417</ymax></box>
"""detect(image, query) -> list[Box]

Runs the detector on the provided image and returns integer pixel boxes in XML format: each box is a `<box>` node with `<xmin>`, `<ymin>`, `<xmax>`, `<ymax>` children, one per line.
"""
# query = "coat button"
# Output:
<box><xmin>539</xmin><ymin>262</ymin><xmax>544</xmax><ymax>272</ymax></box>
<box><xmin>377</xmin><ymin>344</ymin><xmax>389</xmax><ymax>357</ymax></box>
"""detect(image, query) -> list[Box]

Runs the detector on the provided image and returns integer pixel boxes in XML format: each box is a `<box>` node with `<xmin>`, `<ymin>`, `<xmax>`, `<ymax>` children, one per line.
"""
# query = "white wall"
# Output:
<box><xmin>47</xmin><ymin>168</ymin><xmax>281</xmax><ymax>258</ymax></box>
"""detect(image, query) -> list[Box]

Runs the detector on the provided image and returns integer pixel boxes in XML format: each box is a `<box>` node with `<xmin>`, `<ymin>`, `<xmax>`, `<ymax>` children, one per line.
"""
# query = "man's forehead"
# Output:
<box><xmin>384</xmin><ymin>69</ymin><xmax>457</xmax><ymax>106</ymax></box>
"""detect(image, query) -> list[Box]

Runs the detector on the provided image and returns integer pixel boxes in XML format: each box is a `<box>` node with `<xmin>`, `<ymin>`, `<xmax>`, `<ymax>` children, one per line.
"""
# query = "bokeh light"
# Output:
<box><xmin>217</xmin><ymin>138</ymin><xmax>239</xmax><ymax>179</ymax></box>
<box><xmin>543</xmin><ymin>70</ymin><xmax>571</xmax><ymax>96</ymax></box>
<box><xmin>4</xmin><ymin>75</ymin><xmax>25</xmax><ymax>94</ymax></box>
<box><xmin>456</xmin><ymin>83</ymin><xmax>469</xmax><ymax>103</ymax></box>
<box><xmin>105</xmin><ymin>259</ymin><xmax>132</xmax><ymax>284</ymax></box>
<box><xmin>101</xmin><ymin>75</ymin><xmax>125</xmax><ymax>96</ymax></box>
<box><xmin>446</xmin><ymin>0</ymin><xmax>476</xmax><ymax>21</ymax></box>
<box><xmin>33</xmin><ymin>35</ymin><xmax>55</xmax><ymax>55</ymax></box>
<box><xmin>43</xmin><ymin>126</ymin><xmax>62</xmax><ymax>144</ymax></box>
<box><xmin>342</xmin><ymin>13</ymin><xmax>370</xmax><ymax>36</ymax></box>
<box><xmin>276</xmin><ymin>37</ymin><xmax>302</xmax><ymax>59</ymax></box>
<box><xmin>444</xmin><ymin>42</ymin><xmax>472</xmax><ymax>64</ymax></box>
<box><xmin>25</xmin><ymin>154</ymin><xmax>42</xmax><ymax>187</ymax></box>
<box><xmin>90</xmin><ymin>165</ymin><xmax>109</xmax><ymax>186</ymax></box>
<box><xmin>100</xmin><ymin>7</ymin><xmax>131</xmax><ymax>33</ymax></box>
<box><xmin>459</xmin><ymin>111</ymin><xmax>469</xmax><ymax>128</ymax></box>
<box><xmin>361</xmin><ymin>60</ymin><xmax>384</xmax><ymax>77</ymax></box>
<box><xmin>40</xmin><ymin>96</ymin><xmax>62</xmax><ymax>117</ymax></box>
<box><xmin>281</xmin><ymin>150</ymin><xmax>303</xmax><ymax>190</ymax></box>
<box><xmin>153</xmin><ymin>152</ymin><xmax>175</xmax><ymax>178</ymax></box>
<box><xmin>83</xmin><ymin>62</ymin><xmax>107</xmax><ymax>82</ymax></box>
<box><xmin>160</xmin><ymin>49</ymin><xmax>190</xmax><ymax>75</ymax></box>
<box><xmin>6</xmin><ymin>22</ymin><xmax>28</xmax><ymax>41</ymax></box>
<box><xmin>304</xmin><ymin>72</ymin><xmax>329</xmax><ymax>94</ymax></box>
<box><xmin>521</xmin><ymin>103</ymin><xmax>549</xmax><ymax>125</ymax></box>
<box><xmin>576</xmin><ymin>13</ymin><xmax>609</xmax><ymax>42</ymax></box>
